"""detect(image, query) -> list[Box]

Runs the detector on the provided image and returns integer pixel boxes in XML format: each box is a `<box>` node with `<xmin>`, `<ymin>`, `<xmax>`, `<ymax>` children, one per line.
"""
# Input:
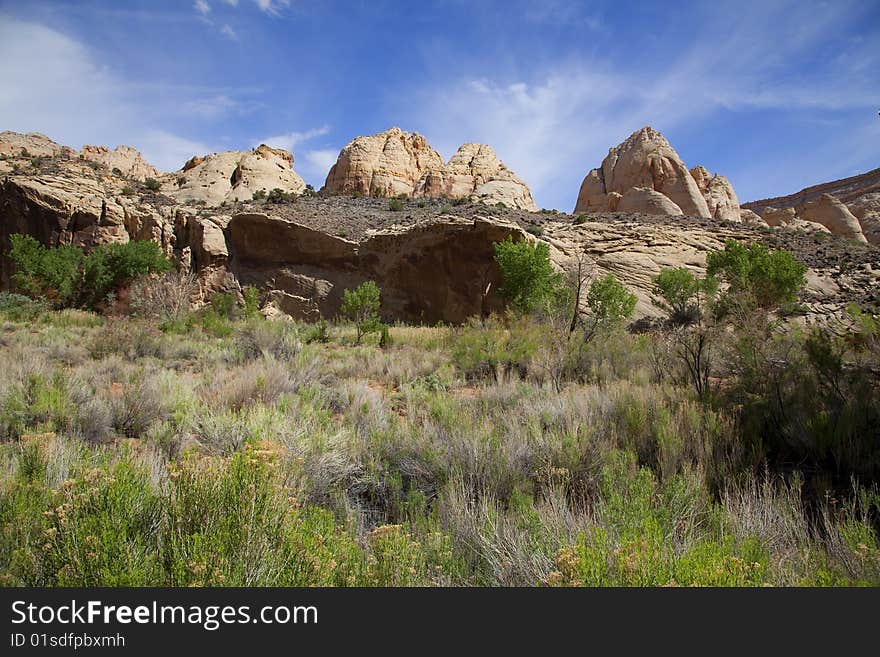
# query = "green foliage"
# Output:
<box><xmin>585</xmin><ymin>274</ymin><xmax>637</xmax><ymax>331</ymax></box>
<box><xmin>267</xmin><ymin>187</ymin><xmax>296</xmax><ymax>203</ymax></box>
<box><xmin>121</xmin><ymin>185</ymin><xmax>135</xmax><ymax>196</ymax></box>
<box><xmin>143</xmin><ymin>177</ymin><xmax>161</xmax><ymax>191</ymax></box>
<box><xmin>652</xmin><ymin>267</ymin><xmax>717</xmax><ymax>324</ymax></box>
<box><xmin>493</xmin><ymin>237</ymin><xmax>563</xmax><ymax>314</ymax></box>
<box><xmin>252</xmin><ymin>189</ymin><xmax>267</xmax><ymax>201</ymax></box>
<box><xmin>0</xmin><ymin>292</ymin><xmax>47</xmax><ymax>322</ymax></box>
<box><xmin>706</xmin><ymin>239</ymin><xmax>806</xmax><ymax>311</ymax></box>
<box><xmin>111</xmin><ymin>167</ymin><xmax>123</xmax><ymax>177</ymax></box>
<box><xmin>242</xmin><ymin>286</ymin><xmax>260</xmax><ymax>318</ymax></box>
<box><xmin>388</xmin><ymin>198</ymin><xmax>404</xmax><ymax>212</ymax></box>
<box><xmin>303</xmin><ymin>319</ymin><xmax>331</xmax><ymax>344</ymax></box>
<box><xmin>451</xmin><ymin>315</ymin><xmax>539</xmax><ymax>381</ymax></box>
<box><xmin>341</xmin><ymin>280</ymin><xmax>383</xmax><ymax>344</ymax></box>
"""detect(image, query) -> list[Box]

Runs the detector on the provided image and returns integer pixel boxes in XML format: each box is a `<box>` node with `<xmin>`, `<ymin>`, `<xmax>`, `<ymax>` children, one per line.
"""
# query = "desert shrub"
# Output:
<box><xmin>41</xmin><ymin>462</ymin><xmax>163</xmax><ymax>585</ymax></box>
<box><xmin>235</xmin><ymin>320</ymin><xmax>300</xmax><ymax>362</ymax></box>
<box><xmin>129</xmin><ymin>270</ymin><xmax>197</xmax><ymax>324</ymax></box>
<box><xmin>267</xmin><ymin>187</ymin><xmax>296</xmax><ymax>203</ymax></box>
<box><xmin>653</xmin><ymin>267</ymin><xmax>717</xmax><ymax>325</ymax></box>
<box><xmin>341</xmin><ymin>280</ymin><xmax>383</xmax><ymax>344</ymax></box>
<box><xmin>303</xmin><ymin>319</ymin><xmax>331</xmax><ymax>344</ymax></box>
<box><xmin>388</xmin><ymin>198</ymin><xmax>404</xmax><ymax>212</ymax></box>
<box><xmin>109</xmin><ymin>376</ymin><xmax>167</xmax><ymax>438</ymax></box>
<box><xmin>451</xmin><ymin>315</ymin><xmax>539</xmax><ymax>381</ymax></box>
<box><xmin>494</xmin><ymin>237</ymin><xmax>562</xmax><ymax>314</ymax></box>
<box><xmin>243</xmin><ymin>286</ymin><xmax>260</xmax><ymax>318</ymax></box>
<box><xmin>143</xmin><ymin>177</ymin><xmax>161</xmax><ymax>191</ymax></box>
<box><xmin>582</xmin><ymin>274</ymin><xmax>637</xmax><ymax>341</ymax></box>
<box><xmin>252</xmin><ymin>189</ymin><xmax>267</xmax><ymax>201</ymax></box>
<box><xmin>8</xmin><ymin>235</ymin><xmax>170</xmax><ymax>310</ymax></box>
<box><xmin>0</xmin><ymin>292</ymin><xmax>47</xmax><ymax>322</ymax></box>
<box><xmin>706</xmin><ymin>239</ymin><xmax>806</xmax><ymax>312</ymax></box>
<box><xmin>111</xmin><ymin>167</ymin><xmax>123</xmax><ymax>176</ymax></box>
<box><xmin>209</xmin><ymin>291</ymin><xmax>238</xmax><ymax>319</ymax></box>
<box><xmin>121</xmin><ymin>186</ymin><xmax>135</xmax><ymax>196</ymax></box>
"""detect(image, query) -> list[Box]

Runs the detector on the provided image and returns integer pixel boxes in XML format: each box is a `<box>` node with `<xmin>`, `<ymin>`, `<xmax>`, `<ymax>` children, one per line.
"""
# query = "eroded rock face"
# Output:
<box><xmin>798</xmin><ymin>194</ymin><xmax>867</xmax><ymax>243</ymax></box>
<box><xmin>690</xmin><ymin>165</ymin><xmax>741</xmax><ymax>222</ymax></box>
<box><xmin>763</xmin><ymin>206</ymin><xmax>797</xmax><ymax>227</ymax></box>
<box><xmin>575</xmin><ymin>127</ymin><xmax>711</xmax><ymax>217</ymax></box>
<box><xmin>415</xmin><ymin>143</ymin><xmax>537</xmax><ymax>210</ymax></box>
<box><xmin>80</xmin><ymin>145</ymin><xmax>162</xmax><ymax>181</ymax></box>
<box><xmin>168</xmin><ymin>145</ymin><xmax>306</xmax><ymax>206</ymax></box>
<box><xmin>0</xmin><ymin>131</ymin><xmax>68</xmax><ymax>158</ymax></box>
<box><xmin>324</xmin><ymin>129</ymin><xmax>537</xmax><ymax>210</ymax></box>
<box><xmin>739</xmin><ymin>208</ymin><xmax>766</xmax><ymax>225</ymax></box>
<box><xmin>228</xmin><ymin>212</ymin><xmax>522</xmax><ymax>323</ymax></box>
<box><xmin>323</xmin><ymin>127</ymin><xmax>444</xmax><ymax>197</ymax></box>
<box><xmin>616</xmin><ymin>187</ymin><xmax>683</xmax><ymax>216</ymax></box>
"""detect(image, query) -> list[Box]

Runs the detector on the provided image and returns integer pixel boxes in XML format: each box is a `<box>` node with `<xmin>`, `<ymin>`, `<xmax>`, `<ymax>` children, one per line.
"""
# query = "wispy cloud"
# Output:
<box><xmin>194</xmin><ymin>0</ymin><xmax>211</xmax><ymax>17</ymax></box>
<box><xmin>258</xmin><ymin>126</ymin><xmax>331</xmax><ymax>152</ymax></box>
<box><xmin>254</xmin><ymin>0</ymin><xmax>290</xmax><ymax>16</ymax></box>
<box><xmin>408</xmin><ymin>0</ymin><xmax>880</xmax><ymax>210</ymax></box>
<box><xmin>220</xmin><ymin>24</ymin><xmax>238</xmax><ymax>40</ymax></box>
<box><xmin>0</xmin><ymin>18</ymin><xmax>226</xmax><ymax>171</ymax></box>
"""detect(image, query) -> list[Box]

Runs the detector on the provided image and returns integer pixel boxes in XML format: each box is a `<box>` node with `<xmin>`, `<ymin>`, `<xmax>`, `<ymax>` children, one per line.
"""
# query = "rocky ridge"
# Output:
<box><xmin>1</xmin><ymin>130</ymin><xmax>878</xmax><ymax>324</ymax></box>
<box><xmin>323</xmin><ymin>128</ymin><xmax>537</xmax><ymax>210</ymax></box>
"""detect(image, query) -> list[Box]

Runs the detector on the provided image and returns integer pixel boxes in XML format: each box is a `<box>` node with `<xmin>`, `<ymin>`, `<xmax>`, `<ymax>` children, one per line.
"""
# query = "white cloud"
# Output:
<box><xmin>254</xmin><ymin>0</ymin><xmax>290</xmax><ymax>16</ymax></box>
<box><xmin>298</xmin><ymin>148</ymin><xmax>340</xmax><ymax>186</ymax></box>
<box><xmin>138</xmin><ymin>130</ymin><xmax>212</xmax><ymax>172</ymax></box>
<box><xmin>194</xmin><ymin>0</ymin><xmax>211</xmax><ymax>16</ymax></box>
<box><xmin>408</xmin><ymin>0</ymin><xmax>880</xmax><ymax>210</ymax></box>
<box><xmin>258</xmin><ymin>126</ymin><xmax>331</xmax><ymax>152</ymax></box>
<box><xmin>220</xmin><ymin>24</ymin><xmax>238</xmax><ymax>40</ymax></box>
<box><xmin>0</xmin><ymin>18</ymin><xmax>222</xmax><ymax>172</ymax></box>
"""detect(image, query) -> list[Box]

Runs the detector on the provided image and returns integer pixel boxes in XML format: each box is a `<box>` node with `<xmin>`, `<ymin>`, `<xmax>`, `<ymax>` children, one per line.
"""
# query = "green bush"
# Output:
<box><xmin>252</xmin><ymin>189</ymin><xmax>267</xmax><ymax>201</ymax></box>
<box><xmin>653</xmin><ymin>267</ymin><xmax>717</xmax><ymax>324</ymax></box>
<box><xmin>583</xmin><ymin>274</ymin><xmax>637</xmax><ymax>339</ymax></box>
<box><xmin>267</xmin><ymin>187</ymin><xmax>296</xmax><ymax>203</ymax></box>
<box><xmin>121</xmin><ymin>186</ymin><xmax>135</xmax><ymax>197</ymax></box>
<box><xmin>7</xmin><ymin>235</ymin><xmax>170</xmax><ymax>310</ymax></box>
<box><xmin>243</xmin><ymin>286</ymin><xmax>260</xmax><ymax>318</ymax></box>
<box><xmin>706</xmin><ymin>239</ymin><xmax>806</xmax><ymax>311</ymax></box>
<box><xmin>143</xmin><ymin>177</ymin><xmax>161</xmax><ymax>191</ymax></box>
<box><xmin>341</xmin><ymin>280</ymin><xmax>383</xmax><ymax>344</ymax></box>
<box><xmin>493</xmin><ymin>237</ymin><xmax>562</xmax><ymax>314</ymax></box>
<box><xmin>388</xmin><ymin>198</ymin><xmax>404</xmax><ymax>212</ymax></box>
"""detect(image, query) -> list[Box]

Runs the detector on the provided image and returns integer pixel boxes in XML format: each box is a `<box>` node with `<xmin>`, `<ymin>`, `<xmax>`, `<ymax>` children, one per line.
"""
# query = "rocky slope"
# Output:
<box><xmin>1</xmin><ymin>130</ymin><xmax>878</xmax><ymax>324</ymax></box>
<box><xmin>323</xmin><ymin>128</ymin><xmax>537</xmax><ymax>210</ymax></box>
<box><xmin>742</xmin><ymin>167</ymin><xmax>880</xmax><ymax>245</ymax></box>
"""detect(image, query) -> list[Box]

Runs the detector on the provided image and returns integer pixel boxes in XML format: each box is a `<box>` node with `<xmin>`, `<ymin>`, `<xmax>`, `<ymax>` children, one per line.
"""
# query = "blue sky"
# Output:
<box><xmin>0</xmin><ymin>0</ymin><xmax>878</xmax><ymax>210</ymax></box>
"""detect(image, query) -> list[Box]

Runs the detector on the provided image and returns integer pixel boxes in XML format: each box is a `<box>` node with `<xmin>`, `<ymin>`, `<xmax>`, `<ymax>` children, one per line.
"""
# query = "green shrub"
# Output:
<box><xmin>111</xmin><ymin>167</ymin><xmax>123</xmax><ymax>176</ymax></box>
<box><xmin>7</xmin><ymin>235</ymin><xmax>170</xmax><ymax>310</ymax></box>
<box><xmin>121</xmin><ymin>186</ymin><xmax>135</xmax><ymax>197</ymax></box>
<box><xmin>143</xmin><ymin>177</ymin><xmax>161</xmax><ymax>191</ymax></box>
<box><xmin>451</xmin><ymin>314</ymin><xmax>539</xmax><ymax>381</ymax></box>
<box><xmin>209</xmin><ymin>291</ymin><xmax>238</xmax><ymax>320</ymax></box>
<box><xmin>243</xmin><ymin>286</ymin><xmax>260</xmax><ymax>318</ymax></box>
<box><xmin>252</xmin><ymin>189</ymin><xmax>267</xmax><ymax>201</ymax></box>
<box><xmin>583</xmin><ymin>274</ymin><xmax>637</xmax><ymax>340</ymax></box>
<box><xmin>341</xmin><ymin>280</ymin><xmax>382</xmax><ymax>344</ymax></box>
<box><xmin>652</xmin><ymin>267</ymin><xmax>717</xmax><ymax>324</ymax></box>
<box><xmin>706</xmin><ymin>239</ymin><xmax>806</xmax><ymax>311</ymax></box>
<box><xmin>388</xmin><ymin>198</ymin><xmax>404</xmax><ymax>212</ymax></box>
<box><xmin>267</xmin><ymin>187</ymin><xmax>296</xmax><ymax>203</ymax></box>
<box><xmin>494</xmin><ymin>237</ymin><xmax>562</xmax><ymax>314</ymax></box>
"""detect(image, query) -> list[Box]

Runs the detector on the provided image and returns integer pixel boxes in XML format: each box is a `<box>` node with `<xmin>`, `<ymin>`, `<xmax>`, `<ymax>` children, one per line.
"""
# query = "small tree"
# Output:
<box><xmin>341</xmin><ymin>280</ymin><xmax>382</xmax><ymax>344</ymax></box>
<box><xmin>493</xmin><ymin>237</ymin><xmax>562</xmax><ymax>314</ymax></box>
<box><xmin>706</xmin><ymin>239</ymin><xmax>806</xmax><ymax>312</ymax></box>
<box><xmin>583</xmin><ymin>274</ymin><xmax>637</xmax><ymax>342</ymax></box>
<box><xmin>653</xmin><ymin>267</ymin><xmax>717</xmax><ymax>325</ymax></box>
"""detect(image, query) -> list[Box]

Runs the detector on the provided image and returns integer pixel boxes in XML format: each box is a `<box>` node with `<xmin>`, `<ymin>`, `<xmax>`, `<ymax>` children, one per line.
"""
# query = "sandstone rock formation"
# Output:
<box><xmin>616</xmin><ymin>187</ymin><xmax>683</xmax><ymax>215</ymax></box>
<box><xmin>415</xmin><ymin>143</ymin><xmax>537</xmax><ymax>210</ymax></box>
<box><xmin>0</xmin><ymin>131</ymin><xmax>69</xmax><ymax>158</ymax></box>
<box><xmin>323</xmin><ymin>128</ymin><xmax>537</xmax><ymax>210</ymax></box>
<box><xmin>690</xmin><ymin>165</ymin><xmax>741</xmax><ymax>222</ymax></box>
<box><xmin>762</xmin><ymin>206</ymin><xmax>797</xmax><ymax>227</ymax></box>
<box><xmin>323</xmin><ymin>127</ymin><xmax>444</xmax><ymax>198</ymax></box>
<box><xmin>228</xmin><ymin>212</ymin><xmax>523</xmax><ymax>322</ymax></box>
<box><xmin>798</xmin><ymin>194</ymin><xmax>866</xmax><ymax>243</ymax></box>
<box><xmin>742</xmin><ymin>167</ymin><xmax>880</xmax><ymax>241</ymax></box>
<box><xmin>738</xmin><ymin>208</ymin><xmax>766</xmax><ymax>225</ymax></box>
<box><xmin>574</xmin><ymin>127</ymin><xmax>713</xmax><ymax>217</ymax></box>
<box><xmin>80</xmin><ymin>145</ymin><xmax>162</xmax><ymax>181</ymax></box>
<box><xmin>167</xmin><ymin>144</ymin><xmax>306</xmax><ymax>206</ymax></box>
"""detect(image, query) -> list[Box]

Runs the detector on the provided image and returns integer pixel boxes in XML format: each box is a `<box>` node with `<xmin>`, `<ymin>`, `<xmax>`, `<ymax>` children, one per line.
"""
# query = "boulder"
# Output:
<box><xmin>798</xmin><ymin>194</ymin><xmax>867</xmax><ymax>242</ymax></box>
<box><xmin>0</xmin><ymin>131</ymin><xmax>68</xmax><ymax>158</ymax></box>
<box><xmin>762</xmin><ymin>206</ymin><xmax>797</xmax><ymax>226</ymax></box>
<box><xmin>575</xmin><ymin>126</ymin><xmax>711</xmax><ymax>217</ymax></box>
<box><xmin>80</xmin><ymin>145</ymin><xmax>162</xmax><ymax>181</ymax></box>
<box><xmin>739</xmin><ymin>208</ymin><xmax>766</xmax><ymax>225</ymax></box>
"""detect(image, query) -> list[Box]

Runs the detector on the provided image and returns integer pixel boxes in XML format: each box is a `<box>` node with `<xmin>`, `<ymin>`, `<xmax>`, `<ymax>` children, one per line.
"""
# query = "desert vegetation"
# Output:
<box><xmin>0</xmin><ymin>235</ymin><xmax>878</xmax><ymax>587</ymax></box>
